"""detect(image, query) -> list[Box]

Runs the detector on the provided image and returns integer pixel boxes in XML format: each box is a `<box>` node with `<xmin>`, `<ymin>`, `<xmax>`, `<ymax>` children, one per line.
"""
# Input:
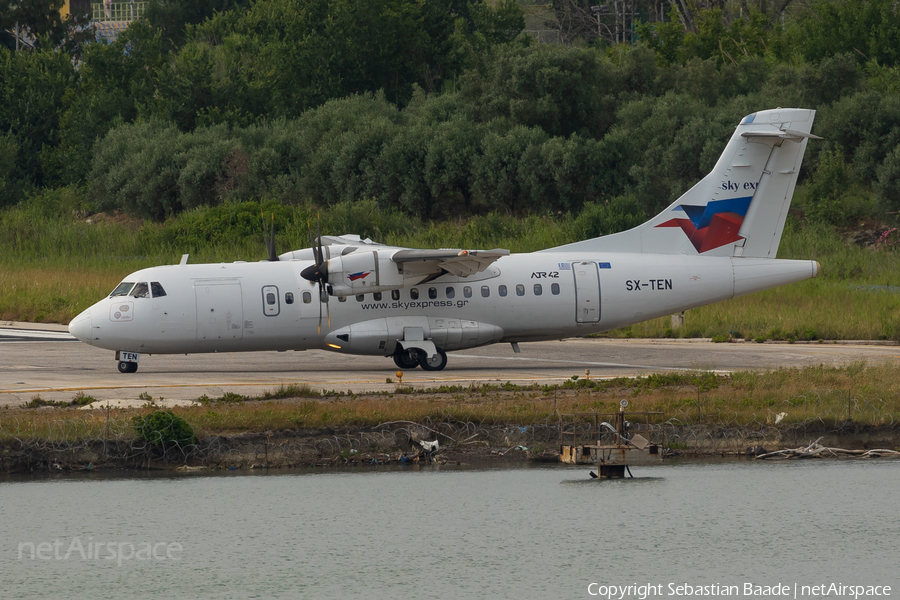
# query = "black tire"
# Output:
<box><xmin>117</xmin><ymin>361</ymin><xmax>138</xmax><ymax>374</ymax></box>
<box><xmin>418</xmin><ymin>348</ymin><xmax>448</xmax><ymax>371</ymax></box>
<box><xmin>393</xmin><ymin>351</ymin><xmax>419</xmax><ymax>370</ymax></box>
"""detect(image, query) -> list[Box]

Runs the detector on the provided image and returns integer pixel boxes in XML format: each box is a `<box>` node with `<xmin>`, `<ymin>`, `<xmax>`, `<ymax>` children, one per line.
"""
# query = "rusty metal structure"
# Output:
<box><xmin>559</xmin><ymin>401</ymin><xmax>664</xmax><ymax>478</ymax></box>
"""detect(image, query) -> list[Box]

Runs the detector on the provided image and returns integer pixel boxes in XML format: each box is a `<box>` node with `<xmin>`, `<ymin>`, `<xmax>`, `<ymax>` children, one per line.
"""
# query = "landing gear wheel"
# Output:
<box><xmin>117</xmin><ymin>361</ymin><xmax>138</xmax><ymax>374</ymax></box>
<box><xmin>393</xmin><ymin>351</ymin><xmax>419</xmax><ymax>370</ymax></box>
<box><xmin>418</xmin><ymin>348</ymin><xmax>448</xmax><ymax>371</ymax></box>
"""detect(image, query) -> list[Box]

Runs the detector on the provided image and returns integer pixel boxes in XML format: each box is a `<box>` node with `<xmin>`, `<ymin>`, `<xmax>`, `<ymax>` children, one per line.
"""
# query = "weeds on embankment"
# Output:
<box><xmin>2</xmin><ymin>363</ymin><xmax>898</xmax><ymax>446</ymax></box>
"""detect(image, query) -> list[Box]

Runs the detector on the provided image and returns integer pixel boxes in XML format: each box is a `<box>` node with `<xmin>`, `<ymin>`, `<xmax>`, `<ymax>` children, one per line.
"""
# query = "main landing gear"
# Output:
<box><xmin>392</xmin><ymin>347</ymin><xmax>448</xmax><ymax>371</ymax></box>
<box><xmin>117</xmin><ymin>361</ymin><xmax>138</xmax><ymax>374</ymax></box>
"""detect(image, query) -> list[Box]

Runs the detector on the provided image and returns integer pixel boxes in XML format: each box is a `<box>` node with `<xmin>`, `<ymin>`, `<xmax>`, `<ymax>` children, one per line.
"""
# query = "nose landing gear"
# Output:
<box><xmin>117</xmin><ymin>361</ymin><xmax>138</xmax><ymax>374</ymax></box>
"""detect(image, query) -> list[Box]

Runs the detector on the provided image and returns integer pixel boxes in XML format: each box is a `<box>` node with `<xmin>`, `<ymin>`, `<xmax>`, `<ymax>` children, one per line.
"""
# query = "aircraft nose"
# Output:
<box><xmin>68</xmin><ymin>309</ymin><xmax>92</xmax><ymax>344</ymax></box>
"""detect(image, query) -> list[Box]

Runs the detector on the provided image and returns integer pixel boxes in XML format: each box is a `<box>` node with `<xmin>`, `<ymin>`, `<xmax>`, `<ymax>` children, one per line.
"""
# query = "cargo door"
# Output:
<box><xmin>195</xmin><ymin>282</ymin><xmax>243</xmax><ymax>340</ymax></box>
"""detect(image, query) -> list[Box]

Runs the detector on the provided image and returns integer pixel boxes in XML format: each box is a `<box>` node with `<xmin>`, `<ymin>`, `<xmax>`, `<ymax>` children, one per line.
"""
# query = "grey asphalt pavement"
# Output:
<box><xmin>1</xmin><ymin>326</ymin><xmax>898</xmax><ymax>407</ymax></box>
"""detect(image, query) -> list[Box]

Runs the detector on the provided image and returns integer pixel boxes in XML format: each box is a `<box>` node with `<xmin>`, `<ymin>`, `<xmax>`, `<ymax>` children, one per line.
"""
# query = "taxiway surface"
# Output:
<box><xmin>1</xmin><ymin>323</ymin><xmax>898</xmax><ymax>407</ymax></box>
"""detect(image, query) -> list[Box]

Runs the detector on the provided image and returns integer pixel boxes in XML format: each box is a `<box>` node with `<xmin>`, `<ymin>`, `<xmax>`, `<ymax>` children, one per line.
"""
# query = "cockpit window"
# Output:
<box><xmin>151</xmin><ymin>282</ymin><xmax>167</xmax><ymax>298</ymax></box>
<box><xmin>131</xmin><ymin>282</ymin><xmax>150</xmax><ymax>298</ymax></box>
<box><xmin>110</xmin><ymin>282</ymin><xmax>135</xmax><ymax>297</ymax></box>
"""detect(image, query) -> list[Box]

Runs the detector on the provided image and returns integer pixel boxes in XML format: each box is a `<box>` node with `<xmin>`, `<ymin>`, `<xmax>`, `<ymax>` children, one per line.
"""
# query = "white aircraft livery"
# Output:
<box><xmin>69</xmin><ymin>108</ymin><xmax>821</xmax><ymax>373</ymax></box>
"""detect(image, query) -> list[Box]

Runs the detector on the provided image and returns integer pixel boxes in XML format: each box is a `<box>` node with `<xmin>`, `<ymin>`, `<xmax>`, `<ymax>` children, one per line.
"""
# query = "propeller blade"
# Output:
<box><xmin>326</xmin><ymin>298</ymin><xmax>331</xmax><ymax>329</ymax></box>
<box><xmin>317</xmin><ymin>292</ymin><xmax>322</xmax><ymax>335</ymax></box>
<box><xmin>307</xmin><ymin>219</ymin><xmax>318</xmax><ymax>264</ymax></box>
<box><xmin>316</xmin><ymin>215</ymin><xmax>323</xmax><ymax>268</ymax></box>
<box><xmin>261</xmin><ymin>212</ymin><xmax>278</xmax><ymax>262</ymax></box>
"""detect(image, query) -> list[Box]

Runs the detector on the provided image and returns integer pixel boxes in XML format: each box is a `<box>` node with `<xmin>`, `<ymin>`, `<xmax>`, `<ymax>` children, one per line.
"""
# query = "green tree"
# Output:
<box><xmin>802</xmin><ymin>143</ymin><xmax>853</xmax><ymax>224</ymax></box>
<box><xmin>0</xmin><ymin>0</ymin><xmax>92</xmax><ymax>54</ymax></box>
<box><xmin>790</xmin><ymin>0</ymin><xmax>900</xmax><ymax>67</ymax></box>
<box><xmin>424</xmin><ymin>117</ymin><xmax>482</xmax><ymax>212</ymax></box>
<box><xmin>374</xmin><ymin>122</ymin><xmax>435</xmax><ymax>216</ymax></box>
<box><xmin>460</xmin><ymin>44</ymin><xmax>619</xmax><ymax>139</ymax></box>
<box><xmin>473</xmin><ymin>125</ymin><xmax>549</xmax><ymax>212</ymax></box>
<box><xmin>0</xmin><ymin>46</ymin><xmax>75</xmax><ymax>194</ymax></box>
<box><xmin>90</xmin><ymin>120</ymin><xmax>185</xmax><ymax>219</ymax></box>
<box><xmin>42</xmin><ymin>21</ymin><xmax>166</xmax><ymax>186</ymax></box>
<box><xmin>294</xmin><ymin>93</ymin><xmax>402</xmax><ymax>206</ymax></box>
<box><xmin>146</xmin><ymin>0</ymin><xmax>252</xmax><ymax>50</ymax></box>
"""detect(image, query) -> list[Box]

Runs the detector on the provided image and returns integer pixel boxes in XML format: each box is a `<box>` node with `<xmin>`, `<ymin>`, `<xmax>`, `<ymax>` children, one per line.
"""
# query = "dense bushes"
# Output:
<box><xmin>5</xmin><ymin>0</ymin><xmax>900</xmax><ymax>228</ymax></box>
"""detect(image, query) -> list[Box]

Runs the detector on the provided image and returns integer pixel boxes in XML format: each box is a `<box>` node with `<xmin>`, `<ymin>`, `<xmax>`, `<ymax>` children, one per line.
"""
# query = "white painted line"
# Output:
<box><xmin>0</xmin><ymin>328</ymin><xmax>77</xmax><ymax>340</ymax></box>
<box><xmin>451</xmin><ymin>352</ymin><xmax>731</xmax><ymax>373</ymax></box>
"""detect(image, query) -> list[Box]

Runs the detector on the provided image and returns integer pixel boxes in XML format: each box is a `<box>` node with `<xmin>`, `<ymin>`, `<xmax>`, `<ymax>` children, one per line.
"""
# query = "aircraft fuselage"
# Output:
<box><xmin>69</xmin><ymin>252</ymin><xmax>818</xmax><ymax>358</ymax></box>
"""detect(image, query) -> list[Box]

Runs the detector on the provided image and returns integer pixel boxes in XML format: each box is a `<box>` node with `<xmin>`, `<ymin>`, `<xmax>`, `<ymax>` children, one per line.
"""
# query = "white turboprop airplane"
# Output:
<box><xmin>69</xmin><ymin>108</ymin><xmax>821</xmax><ymax>373</ymax></box>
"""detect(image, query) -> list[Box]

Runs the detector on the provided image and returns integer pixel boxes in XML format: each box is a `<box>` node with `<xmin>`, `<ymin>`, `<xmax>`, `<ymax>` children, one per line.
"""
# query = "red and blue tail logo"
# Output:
<box><xmin>655</xmin><ymin>197</ymin><xmax>752</xmax><ymax>253</ymax></box>
<box><xmin>348</xmin><ymin>271</ymin><xmax>372</xmax><ymax>282</ymax></box>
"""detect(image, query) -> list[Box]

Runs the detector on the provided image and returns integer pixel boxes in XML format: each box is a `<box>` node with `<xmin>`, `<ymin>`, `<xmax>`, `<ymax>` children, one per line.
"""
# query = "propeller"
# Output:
<box><xmin>300</xmin><ymin>216</ymin><xmax>331</xmax><ymax>333</ymax></box>
<box><xmin>261</xmin><ymin>212</ymin><xmax>278</xmax><ymax>262</ymax></box>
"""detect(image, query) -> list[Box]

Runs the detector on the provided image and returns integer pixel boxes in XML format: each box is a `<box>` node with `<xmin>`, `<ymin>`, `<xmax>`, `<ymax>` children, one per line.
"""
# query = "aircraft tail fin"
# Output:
<box><xmin>545</xmin><ymin>108</ymin><xmax>819</xmax><ymax>258</ymax></box>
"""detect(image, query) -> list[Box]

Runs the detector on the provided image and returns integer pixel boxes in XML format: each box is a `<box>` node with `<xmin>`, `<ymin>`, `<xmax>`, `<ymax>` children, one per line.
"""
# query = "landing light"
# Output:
<box><xmin>326</xmin><ymin>343</ymin><xmax>342</xmax><ymax>349</ymax></box>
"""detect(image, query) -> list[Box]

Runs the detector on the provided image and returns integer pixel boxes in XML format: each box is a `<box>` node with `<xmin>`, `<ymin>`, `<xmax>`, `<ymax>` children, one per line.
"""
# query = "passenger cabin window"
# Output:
<box><xmin>285</xmin><ymin>292</ymin><xmax>294</xmax><ymax>304</ymax></box>
<box><xmin>302</xmin><ymin>291</ymin><xmax>312</xmax><ymax>304</ymax></box>
<box><xmin>110</xmin><ymin>282</ymin><xmax>134</xmax><ymax>297</ymax></box>
<box><xmin>392</xmin><ymin>290</ymin><xmax>400</xmax><ymax>301</ymax></box>
<box><xmin>356</xmin><ymin>294</ymin><xmax>365</xmax><ymax>302</ymax></box>
<box><xmin>499</xmin><ymin>285</ymin><xmax>507</xmax><ymax>297</ymax></box>
<box><xmin>410</xmin><ymin>288</ymin><xmax>419</xmax><ymax>300</ymax></box>
<box><xmin>338</xmin><ymin>296</ymin><xmax>347</xmax><ymax>302</ymax></box>
<box><xmin>150</xmin><ymin>282</ymin><xmax>167</xmax><ymax>297</ymax></box>
<box><xmin>428</xmin><ymin>287</ymin><xmax>437</xmax><ymax>300</ymax></box>
<box><xmin>446</xmin><ymin>287</ymin><xmax>455</xmax><ymax>299</ymax></box>
<box><xmin>516</xmin><ymin>284</ymin><xmax>525</xmax><ymax>297</ymax></box>
<box><xmin>374</xmin><ymin>292</ymin><xmax>382</xmax><ymax>301</ymax></box>
<box><xmin>267</xmin><ymin>292</ymin><xmax>276</xmax><ymax>305</ymax></box>
<box><xmin>533</xmin><ymin>283</ymin><xmax>543</xmax><ymax>296</ymax></box>
<box><xmin>130</xmin><ymin>282</ymin><xmax>150</xmax><ymax>298</ymax></box>
<box><xmin>463</xmin><ymin>286</ymin><xmax>472</xmax><ymax>298</ymax></box>
<box><xmin>481</xmin><ymin>285</ymin><xmax>490</xmax><ymax>298</ymax></box>
<box><xmin>551</xmin><ymin>283</ymin><xmax>560</xmax><ymax>295</ymax></box>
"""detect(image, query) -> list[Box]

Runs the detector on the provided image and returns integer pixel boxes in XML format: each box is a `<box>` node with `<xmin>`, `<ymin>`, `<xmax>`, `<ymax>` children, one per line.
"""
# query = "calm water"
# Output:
<box><xmin>1</xmin><ymin>460</ymin><xmax>897</xmax><ymax>599</ymax></box>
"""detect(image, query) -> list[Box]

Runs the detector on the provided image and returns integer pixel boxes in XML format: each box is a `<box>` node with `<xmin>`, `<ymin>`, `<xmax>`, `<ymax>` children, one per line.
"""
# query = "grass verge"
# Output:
<box><xmin>2</xmin><ymin>363</ymin><xmax>898</xmax><ymax>444</ymax></box>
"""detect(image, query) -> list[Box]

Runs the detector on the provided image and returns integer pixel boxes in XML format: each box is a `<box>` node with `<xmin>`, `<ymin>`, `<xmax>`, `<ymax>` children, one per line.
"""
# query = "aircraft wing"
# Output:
<box><xmin>391</xmin><ymin>249</ymin><xmax>510</xmax><ymax>277</ymax></box>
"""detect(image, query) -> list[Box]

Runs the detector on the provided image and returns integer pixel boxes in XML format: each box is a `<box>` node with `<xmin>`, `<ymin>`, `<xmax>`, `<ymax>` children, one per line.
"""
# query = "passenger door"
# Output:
<box><xmin>573</xmin><ymin>261</ymin><xmax>601</xmax><ymax>323</ymax></box>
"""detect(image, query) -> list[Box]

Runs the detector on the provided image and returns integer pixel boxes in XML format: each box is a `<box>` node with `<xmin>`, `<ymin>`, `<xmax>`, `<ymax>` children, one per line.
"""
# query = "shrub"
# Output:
<box><xmin>132</xmin><ymin>410</ymin><xmax>196</xmax><ymax>447</ymax></box>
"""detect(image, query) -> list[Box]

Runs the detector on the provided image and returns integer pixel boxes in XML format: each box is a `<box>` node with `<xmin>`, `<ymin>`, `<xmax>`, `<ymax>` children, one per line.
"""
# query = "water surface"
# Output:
<box><xmin>1</xmin><ymin>460</ymin><xmax>896</xmax><ymax>599</ymax></box>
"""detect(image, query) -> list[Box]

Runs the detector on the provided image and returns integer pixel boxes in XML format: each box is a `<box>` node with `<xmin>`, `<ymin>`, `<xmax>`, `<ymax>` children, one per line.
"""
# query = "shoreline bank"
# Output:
<box><xmin>3</xmin><ymin>421</ymin><xmax>898</xmax><ymax>475</ymax></box>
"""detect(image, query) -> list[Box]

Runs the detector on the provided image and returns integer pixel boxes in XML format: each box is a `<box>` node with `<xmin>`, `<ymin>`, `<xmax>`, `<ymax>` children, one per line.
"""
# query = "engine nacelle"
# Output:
<box><xmin>327</xmin><ymin>250</ymin><xmax>423</xmax><ymax>297</ymax></box>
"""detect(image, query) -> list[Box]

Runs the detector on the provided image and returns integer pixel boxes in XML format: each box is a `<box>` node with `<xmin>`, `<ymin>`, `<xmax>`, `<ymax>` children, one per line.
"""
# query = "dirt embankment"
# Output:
<box><xmin>3</xmin><ymin>421</ymin><xmax>898</xmax><ymax>474</ymax></box>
